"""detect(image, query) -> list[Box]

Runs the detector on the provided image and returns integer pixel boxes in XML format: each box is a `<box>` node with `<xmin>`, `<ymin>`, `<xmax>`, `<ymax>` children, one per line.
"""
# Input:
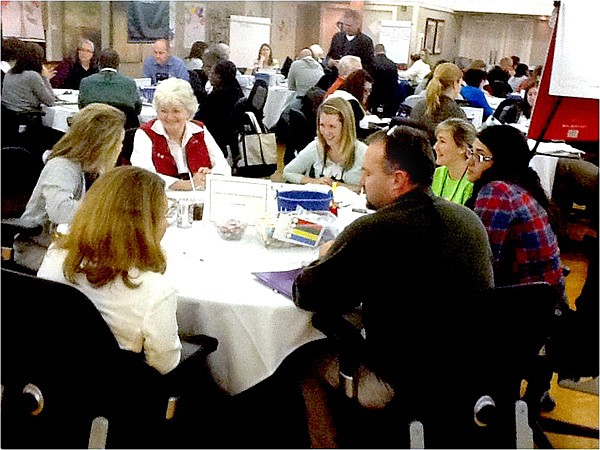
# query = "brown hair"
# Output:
<box><xmin>57</xmin><ymin>166</ymin><xmax>167</xmax><ymax>288</ymax></box>
<box><xmin>48</xmin><ymin>103</ymin><xmax>125</xmax><ymax>175</ymax></box>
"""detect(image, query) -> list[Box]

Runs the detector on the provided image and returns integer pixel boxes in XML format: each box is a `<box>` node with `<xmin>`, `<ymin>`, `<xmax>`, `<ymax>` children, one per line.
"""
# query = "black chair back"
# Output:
<box><xmin>116</xmin><ymin>127</ymin><xmax>138</xmax><ymax>166</ymax></box>
<box><xmin>312</xmin><ymin>282</ymin><xmax>558</xmax><ymax>448</ymax></box>
<box><xmin>248</xmin><ymin>78</ymin><xmax>269</xmax><ymax>125</ymax></box>
<box><xmin>1</xmin><ymin>146</ymin><xmax>42</xmax><ymax>218</ymax></box>
<box><xmin>0</xmin><ymin>268</ymin><xmax>178</xmax><ymax>448</ymax></box>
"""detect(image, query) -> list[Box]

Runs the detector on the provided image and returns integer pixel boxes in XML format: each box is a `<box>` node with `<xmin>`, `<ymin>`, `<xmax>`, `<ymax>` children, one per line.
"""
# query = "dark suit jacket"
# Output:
<box><xmin>370</xmin><ymin>54</ymin><xmax>400</xmax><ymax>117</ymax></box>
<box><xmin>326</xmin><ymin>32</ymin><xmax>375</xmax><ymax>75</ymax></box>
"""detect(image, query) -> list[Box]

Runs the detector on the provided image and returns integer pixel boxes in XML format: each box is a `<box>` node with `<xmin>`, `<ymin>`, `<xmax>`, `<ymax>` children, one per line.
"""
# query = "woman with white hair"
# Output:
<box><xmin>131</xmin><ymin>78</ymin><xmax>231</xmax><ymax>191</ymax></box>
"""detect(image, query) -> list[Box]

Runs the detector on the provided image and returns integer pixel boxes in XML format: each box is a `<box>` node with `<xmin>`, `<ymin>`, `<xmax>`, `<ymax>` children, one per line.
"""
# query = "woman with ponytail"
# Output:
<box><xmin>410</xmin><ymin>62</ymin><xmax>466</xmax><ymax>144</ymax></box>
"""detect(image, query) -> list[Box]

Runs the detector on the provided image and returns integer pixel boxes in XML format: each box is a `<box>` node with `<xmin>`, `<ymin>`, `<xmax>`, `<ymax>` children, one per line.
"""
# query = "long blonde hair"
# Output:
<box><xmin>48</xmin><ymin>103</ymin><xmax>125</xmax><ymax>175</ymax></box>
<box><xmin>425</xmin><ymin>62</ymin><xmax>463</xmax><ymax>116</ymax></box>
<box><xmin>316</xmin><ymin>96</ymin><xmax>357</xmax><ymax>170</ymax></box>
<box><xmin>56</xmin><ymin>166</ymin><xmax>167</xmax><ymax>288</ymax></box>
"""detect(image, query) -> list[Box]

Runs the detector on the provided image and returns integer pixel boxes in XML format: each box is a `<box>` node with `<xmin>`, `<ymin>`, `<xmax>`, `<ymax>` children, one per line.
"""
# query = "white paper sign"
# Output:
<box><xmin>549</xmin><ymin>1</ymin><xmax>600</xmax><ymax>99</ymax></box>
<box><xmin>379</xmin><ymin>20</ymin><xmax>412</xmax><ymax>65</ymax></box>
<box><xmin>205</xmin><ymin>175</ymin><xmax>272</xmax><ymax>224</ymax></box>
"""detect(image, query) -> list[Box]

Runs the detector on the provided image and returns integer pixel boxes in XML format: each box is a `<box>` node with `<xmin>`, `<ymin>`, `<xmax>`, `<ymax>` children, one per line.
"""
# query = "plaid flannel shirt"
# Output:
<box><xmin>474</xmin><ymin>181</ymin><xmax>565</xmax><ymax>295</ymax></box>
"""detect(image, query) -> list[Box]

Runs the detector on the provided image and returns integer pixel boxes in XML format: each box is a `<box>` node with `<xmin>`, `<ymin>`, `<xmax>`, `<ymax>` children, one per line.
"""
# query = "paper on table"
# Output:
<box><xmin>252</xmin><ymin>267</ymin><xmax>304</xmax><ymax>299</ymax></box>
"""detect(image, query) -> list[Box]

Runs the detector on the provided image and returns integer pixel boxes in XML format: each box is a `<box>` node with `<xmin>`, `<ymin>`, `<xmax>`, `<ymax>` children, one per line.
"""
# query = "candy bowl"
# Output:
<box><xmin>215</xmin><ymin>218</ymin><xmax>247</xmax><ymax>241</ymax></box>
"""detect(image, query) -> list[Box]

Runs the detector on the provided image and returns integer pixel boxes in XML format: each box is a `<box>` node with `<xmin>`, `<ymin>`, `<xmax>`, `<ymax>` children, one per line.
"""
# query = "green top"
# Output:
<box><xmin>432</xmin><ymin>166</ymin><xmax>473</xmax><ymax>205</ymax></box>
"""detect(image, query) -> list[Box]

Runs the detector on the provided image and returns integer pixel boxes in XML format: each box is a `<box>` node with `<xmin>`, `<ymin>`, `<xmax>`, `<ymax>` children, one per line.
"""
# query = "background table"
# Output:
<box><xmin>42</xmin><ymin>89</ymin><xmax>156</xmax><ymax>133</ymax></box>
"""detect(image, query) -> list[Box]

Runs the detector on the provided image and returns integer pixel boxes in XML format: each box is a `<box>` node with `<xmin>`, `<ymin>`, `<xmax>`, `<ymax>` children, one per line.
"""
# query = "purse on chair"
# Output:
<box><xmin>236</xmin><ymin>110</ymin><xmax>278</xmax><ymax>178</ymax></box>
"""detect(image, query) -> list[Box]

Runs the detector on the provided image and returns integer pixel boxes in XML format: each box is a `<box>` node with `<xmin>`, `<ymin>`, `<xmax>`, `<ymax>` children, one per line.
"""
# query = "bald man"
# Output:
<box><xmin>142</xmin><ymin>38</ymin><xmax>189</xmax><ymax>85</ymax></box>
<box><xmin>287</xmin><ymin>48</ymin><xmax>324</xmax><ymax>96</ymax></box>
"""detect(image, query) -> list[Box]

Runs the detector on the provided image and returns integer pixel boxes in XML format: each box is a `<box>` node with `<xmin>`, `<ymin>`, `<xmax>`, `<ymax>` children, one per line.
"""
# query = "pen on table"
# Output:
<box><xmin>188</xmin><ymin>170</ymin><xmax>196</xmax><ymax>192</ymax></box>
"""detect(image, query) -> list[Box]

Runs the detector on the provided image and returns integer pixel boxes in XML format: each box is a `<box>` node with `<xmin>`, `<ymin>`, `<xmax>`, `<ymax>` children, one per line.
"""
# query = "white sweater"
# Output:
<box><xmin>38</xmin><ymin>246</ymin><xmax>182</xmax><ymax>374</ymax></box>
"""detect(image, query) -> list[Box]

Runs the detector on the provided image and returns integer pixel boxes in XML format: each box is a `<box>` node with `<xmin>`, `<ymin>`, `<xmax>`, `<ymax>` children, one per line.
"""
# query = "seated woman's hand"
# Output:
<box><xmin>312</xmin><ymin>176</ymin><xmax>334</xmax><ymax>186</ymax></box>
<box><xmin>42</xmin><ymin>65</ymin><xmax>56</xmax><ymax>80</ymax></box>
<box><xmin>192</xmin><ymin>167</ymin><xmax>211</xmax><ymax>189</ymax></box>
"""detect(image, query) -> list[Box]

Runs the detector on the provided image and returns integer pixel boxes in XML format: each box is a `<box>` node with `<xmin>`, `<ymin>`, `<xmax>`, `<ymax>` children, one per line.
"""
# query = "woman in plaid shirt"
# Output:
<box><xmin>465</xmin><ymin>124</ymin><xmax>567</xmax><ymax>413</ymax></box>
<box><xmin>465</xmin><ymin>125</ymin><xmax>566</xmax><ymax>302</ymax></box>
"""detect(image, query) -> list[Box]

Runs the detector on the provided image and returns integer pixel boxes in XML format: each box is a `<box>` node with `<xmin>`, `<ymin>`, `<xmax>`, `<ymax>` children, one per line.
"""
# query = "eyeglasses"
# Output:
<box><xmin>466</xmin><ymin>147</ymin><xmax>493</xmax><ymax>163</ymax></box>
<box><xmin>78</xmin><ymin>48</ymin><xmax>94</xmax><ymax>54</ymax></box>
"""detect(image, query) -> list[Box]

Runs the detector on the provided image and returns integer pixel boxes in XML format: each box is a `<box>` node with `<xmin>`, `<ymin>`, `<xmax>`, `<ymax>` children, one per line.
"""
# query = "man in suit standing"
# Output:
<box><xmin>370</xmin><ymin>44</ymin><xmax>400</xmax><ymax>117</ymax></box>
<box><xmin>79</xmin><ymin>48</ymin><xmax>142</xmax><ymax>129</ymax></box>
<box><xmin>326</xmin><ymin>9</ymin><xmax>375</xmax><ymax>76</ymax></box>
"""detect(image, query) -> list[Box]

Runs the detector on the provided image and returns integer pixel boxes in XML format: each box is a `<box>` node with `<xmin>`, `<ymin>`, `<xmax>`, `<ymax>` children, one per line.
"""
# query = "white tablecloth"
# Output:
<box><xmin>42</xmin><ymin>89</ymin><xmax>156</xmax><ymax>133</ymax></box>
<box><xmin>242</xmin><ymin>85</ymin><xmax>297</xmax><ymax>131</ymax></box>
<box><xmin>163</xmin><ymin>184</ymin><xmax>365</xmax><ymax>394</ymax></box>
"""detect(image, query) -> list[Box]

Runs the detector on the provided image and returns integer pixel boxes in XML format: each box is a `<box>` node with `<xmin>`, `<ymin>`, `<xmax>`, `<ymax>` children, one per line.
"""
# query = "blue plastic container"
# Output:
<box><xmin>277</xmin><ymin>190</ymin><xmax>333</xmax><ymax>212</ymax></box>
<box><xmin>254</xmin><ymin>72</ymin><xmax>271</xmax><ymax>86</ymax></box>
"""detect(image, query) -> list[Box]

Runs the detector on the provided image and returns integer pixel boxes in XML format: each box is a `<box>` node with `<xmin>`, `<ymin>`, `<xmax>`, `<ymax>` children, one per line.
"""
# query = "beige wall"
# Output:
<box><xmin>40</xmin><ymin>1</ymin><xmax>553</xmax><ymax>77</ymax></box>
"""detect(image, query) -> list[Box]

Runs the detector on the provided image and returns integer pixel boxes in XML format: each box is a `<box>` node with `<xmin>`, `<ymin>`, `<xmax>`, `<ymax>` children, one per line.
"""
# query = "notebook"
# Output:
<box><xmin>252</xmin><ymin>267</ymin><xmax>304</xmax><ymax>299</ymax></box>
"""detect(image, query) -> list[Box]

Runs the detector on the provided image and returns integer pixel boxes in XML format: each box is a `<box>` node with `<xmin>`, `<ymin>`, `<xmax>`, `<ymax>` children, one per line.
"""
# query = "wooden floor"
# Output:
<box><xmin>540</xmin><ymin>239</ymin><xmax>599</xmax><ymax>449</ymax></box>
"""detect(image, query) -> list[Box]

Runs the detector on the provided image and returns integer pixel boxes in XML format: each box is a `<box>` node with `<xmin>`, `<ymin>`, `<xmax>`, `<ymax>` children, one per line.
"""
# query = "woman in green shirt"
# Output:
<box><xmin>431</xmin><ymin>118</ymin><xmax>476</xmax><ymax>205</ymax></box>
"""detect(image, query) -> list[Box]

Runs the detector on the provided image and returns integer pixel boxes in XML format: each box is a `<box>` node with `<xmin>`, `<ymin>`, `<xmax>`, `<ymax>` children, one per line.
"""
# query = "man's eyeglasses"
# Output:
<box><xmin>78</xmin><ymin>48</ymin><xmax>94</xmax><ymax>54</ymax></box>
<box><xmin>466</xmin><ymin>147</ymin><xmax>493</xmax><ymax>163</ymax></box>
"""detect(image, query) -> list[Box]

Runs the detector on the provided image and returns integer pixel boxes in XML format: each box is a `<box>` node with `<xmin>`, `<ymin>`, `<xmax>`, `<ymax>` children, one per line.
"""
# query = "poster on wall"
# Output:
<box><xmin>127</xmin><ymin>1</ymin><xmax>171</xmax><ymax>43</ymax></box>
<box><xmin>2</xmin><ymin>1</ymin><xmax>45</xmax><ymax>40</ymax></box>
<box><xmin>184</xmin><ymin>2</ymin><xmax>206</xmax><ymax>48</ymax></box>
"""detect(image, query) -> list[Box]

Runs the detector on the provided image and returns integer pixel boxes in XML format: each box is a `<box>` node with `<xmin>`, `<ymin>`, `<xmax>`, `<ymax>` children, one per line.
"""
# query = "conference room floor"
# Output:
<box><xmin>543</xmin><ymin>238</ymin><xmax>599</xmax><ymax>449</ymax></box>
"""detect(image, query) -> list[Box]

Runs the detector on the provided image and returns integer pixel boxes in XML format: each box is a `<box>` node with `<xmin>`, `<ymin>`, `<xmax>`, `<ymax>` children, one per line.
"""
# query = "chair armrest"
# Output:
<box><xmin>163</xmin><ymin>335</ymin><xmax>219</xmax><ymax>394</ymax></box>
<box><xmin>1</xmin><ymin>218</ymin><xmax>43</xmax><ymax>250</ymax></box>
<box><xmin>181</xmin><ymin>334</ymin><xmax>219</xmax><ymax>355</ymax></box>
<box><xmin>2</xmin><ymin>218</ymin><xmax>43</xmax><ymax>237</ymax></box>
<box><xmin>312</xmin><ymin>312</ymin><xmax>365</xmax><ymax>377</ymax></box>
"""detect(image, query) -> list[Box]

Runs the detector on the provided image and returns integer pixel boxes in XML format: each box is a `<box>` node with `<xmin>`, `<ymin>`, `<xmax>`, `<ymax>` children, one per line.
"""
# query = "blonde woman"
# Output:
<box><xmin>283</xmin><ymin>96</ymin><xmax>367</xmax><ymax>192</ymax></box>
<box><xmin>432</xmin><ymin>118</ymin><xmax>476</xmax><ymax>205</ymax></box>
<box><xmin>38</xmin><ymin>166</ymin><xmax>181</xmax><ymax>374</ymax></box>
<box><xmin>14</xmin><ymin>103</ymin><xmax>126</xmax><ymax>271</ymax></box>
<box><xmin>410</xmin><ymin>62</ymin><xmax>466</xmax><ymax>144</ymax></box>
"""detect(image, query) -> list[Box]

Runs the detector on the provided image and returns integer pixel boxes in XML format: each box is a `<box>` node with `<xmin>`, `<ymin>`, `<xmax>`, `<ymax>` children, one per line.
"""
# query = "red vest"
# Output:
<box><xmin>140</xmin><ymin>119</ymin><xmax>211</xmax><ymax>178</ymax></box>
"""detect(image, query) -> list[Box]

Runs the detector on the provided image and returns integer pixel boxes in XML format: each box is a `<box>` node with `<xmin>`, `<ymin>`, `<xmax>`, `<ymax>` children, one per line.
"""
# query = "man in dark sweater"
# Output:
<box><xmin>369</xmin><ymin>43</ymin><xmax>400</xmax><ymax>117</ymax></box>
<box><xmin>79</xmin><ymin>48</ymin><xmax>142</xmax><ymax>129</ymax></box>
<box><xmin>293</xmin><ymin>125</ymin><xmax>494</xmax><ymax>447</ymax></box>
<box><xmin>326</xmin><ymin>9</ymin><xmax>375</xmax><ymax>76</ymax></box>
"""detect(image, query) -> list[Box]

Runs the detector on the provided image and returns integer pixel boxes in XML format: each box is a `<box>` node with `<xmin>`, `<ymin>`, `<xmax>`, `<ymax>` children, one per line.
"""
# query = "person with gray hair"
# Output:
<box><xmin>78</xmin><ymin>48</ymin><xmax>142</xmax><ymax>129</ymax></box>
<box><xmin>131</xmin><ymin>78</ymin><xmax>231</xmax><ymax>191</ymax></box>
<box><xmin>323</xmin><ymin>55</ymin><xmax>362</xmax><ymax>98</ymax></box>
<box><xmin>287</xmin><ymin>47</ymin><xmax>324</xmax><ymax>96</ymax></box>
<box><xmin>51</xmin><ymin>37</ymin><xmax>98</xmax><ymax>89</ymax></box>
